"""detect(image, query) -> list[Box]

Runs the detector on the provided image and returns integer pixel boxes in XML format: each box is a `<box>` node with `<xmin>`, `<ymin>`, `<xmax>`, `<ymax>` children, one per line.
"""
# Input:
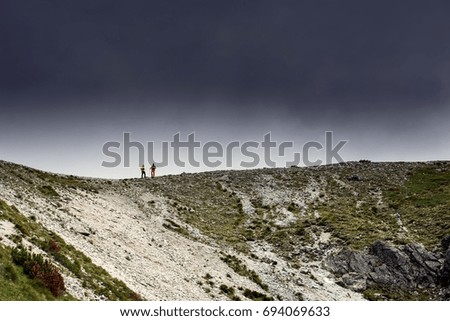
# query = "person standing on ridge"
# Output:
<box><xmin>151</xmin><ymin>163</ymin><xmax>156</xmax><ymax>178</ymax></box>
<box><xmin>140</xmin><ymin>164</ymin><xmax>146</xmax><ymax>178</ymax></box>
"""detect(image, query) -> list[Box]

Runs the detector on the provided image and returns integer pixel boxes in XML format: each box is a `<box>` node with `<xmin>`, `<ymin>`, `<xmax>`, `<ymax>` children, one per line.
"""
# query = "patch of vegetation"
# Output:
<box><xmin>38</xmin><ymin>185</ymin><xmax>60</xmax><ymax>198</ymax></box>
<box><xmin>11</xmin><ymin>246</ymin><xmax>66</xmax><ymax>297</ymax></box>
<box><xmin>219</xmin><ymin>284</ymin><xmax>241</xmax><ymax>300</ymax></box>
<box><xmin>220</xmin><ymin>254</ymin><xmax>268</xmax><ymax>291</ymax></box>
<box><xmin>313</xmin><ymin>167</ymin><xmax>408</xmax><ymax>249</ymax></box>
<box><xmin>242</xmin><ymin>288</ymin><xmax>274</xmax><ymax>301</ymax></box>
<box><xmin>294</xmin><ymin>292</ymin><xmax>304</xmax><ymax>300</ymax></box>
<box><xmin>265</xmin><ymin>219</ymin><xmax>313</xmax><ymax>255</ymax></box>
<box><xmin>317</xmin><ymin>203</ymin><xmax>400</xmax><ymax>250</ymax></box>
<box><xmin>287</xmin><ymin>202</ymin><xmax>300</xmax><ymax>213</ymax></box>
<box><xmin>0</xmin><ymin>244</ymin><xmax>72</xmax><ymax>300</ymax></box>
<box><xmin>162</xmin><ymin>219</ymin><xmax>193</xmax><ymax>239</ymax></box>
<box><xmin>4</xmin><ymin>163</ymin><xmax>100</xmax><ymax>194</ymax></box>
<box><xmin>0</xmin><ymin>199</ymin><xmax>141</xmax><ymax>300</ymax></box>
<box><xmin>363</xmin><ymin>285</ymin><xmax>433</xmax><ymax>301</ymax></box>
<box><xmin>36</xmin><ymin>171</ymin><xmax>100</xmax><ymax>194</ymax></box>
<box><xmin>384</xmin><ymin>166</ymin><xmax>450</xmax><ymax>249</ymax></box>
<box><xmin>202</xmin><ymin>273</ymin><xmax>215</xmax><ymax>287</ymax></box>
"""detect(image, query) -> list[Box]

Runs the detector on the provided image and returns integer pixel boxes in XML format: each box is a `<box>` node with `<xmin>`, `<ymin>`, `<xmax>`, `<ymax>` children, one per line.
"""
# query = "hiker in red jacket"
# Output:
<box><xmin>150</xmin><ymin>163</ymin><xmax>156</xmax><ymax>178</ymax></box>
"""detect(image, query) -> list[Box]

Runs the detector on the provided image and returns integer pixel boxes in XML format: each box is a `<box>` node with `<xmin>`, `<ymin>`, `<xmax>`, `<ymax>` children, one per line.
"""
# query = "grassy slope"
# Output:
<box><xmin>138</xmin><ymin>173</ymin><xmax>250</xmax><ymax>252</ymax></box>
<box><xmin>0</xmin><ymin>200</ymin><xmax>140</xmax><ymax>301</ymax></box>
<box><xmin>385</xmin><ymin>165</ymin><xmax>450</xmax><ymax>249</ymax></box>
<box><xmin>0</xmin><ymin>244</ymin><xmax>65</xmax><ymax>300</ymax></box>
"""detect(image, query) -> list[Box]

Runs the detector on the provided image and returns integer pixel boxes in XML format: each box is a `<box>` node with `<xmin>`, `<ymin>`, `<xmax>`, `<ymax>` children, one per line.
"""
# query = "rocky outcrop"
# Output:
<box><xmin>324</xmin><ymin>240</ymin><xmax>450</xmax><ymax>298</ymax></box>
<box><xmin>440</xmin><ymin>250</ymin><xmax>450</xmax><ymax>287</ymax></box>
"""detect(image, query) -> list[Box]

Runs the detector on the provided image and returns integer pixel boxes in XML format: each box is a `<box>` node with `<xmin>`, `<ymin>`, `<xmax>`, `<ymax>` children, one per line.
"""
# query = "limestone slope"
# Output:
<box><xmin>0</xmin><ymin>160</ymin><xmax>449</xmax><ymax>300</ymax></box>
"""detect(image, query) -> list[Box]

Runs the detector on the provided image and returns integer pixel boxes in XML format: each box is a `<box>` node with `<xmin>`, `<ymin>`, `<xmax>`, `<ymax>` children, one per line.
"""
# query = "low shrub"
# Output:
<box><xmin>11</xmin><ymin>247</ymin><xmax>66</xmax><ymax>297</ymax></box>
<box><xmin>38</xmin><ymin>185</ymin><xmax>60</xmax><ymax>198</ymax></box>
<box><xmin>219</xmin><ymin>284</ymin><xmax>241</xmax><ymax>301</ymax></box>
<box><xmin>242</xmin><ymin>288</ymin><xmax>273</xmax><ymax>301</ymax></box>
<box><xmin>220</xmin><ymin>254</ymin><xmax>269</xmax><ymax>291</ymax></box>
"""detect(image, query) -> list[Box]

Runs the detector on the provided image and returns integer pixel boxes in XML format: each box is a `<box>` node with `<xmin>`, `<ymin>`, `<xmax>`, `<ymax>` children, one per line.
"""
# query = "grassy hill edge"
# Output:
<box><xmin>0</xmin><ymin>200</ymin><xmax>140</xmax><ymax>301</ymax></box>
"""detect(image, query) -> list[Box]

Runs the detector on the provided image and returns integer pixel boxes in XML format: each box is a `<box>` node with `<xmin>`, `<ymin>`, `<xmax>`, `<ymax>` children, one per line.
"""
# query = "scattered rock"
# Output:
<box><xmin>78</xmin><ymin>231</ymin><xmax>90</xmax><ymax>237</ymax></box>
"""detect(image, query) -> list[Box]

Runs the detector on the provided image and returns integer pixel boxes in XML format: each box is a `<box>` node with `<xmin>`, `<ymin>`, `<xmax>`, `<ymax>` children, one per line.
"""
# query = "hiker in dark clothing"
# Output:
<box><xmin>140</xmin><ymin>164</ymin><xmax>146</xmax><ymax>178</ymax></box>
<box><xmin>150</xmin><ymin>163</ymin><xmax>156</xmax><ymax>178</ymax></box>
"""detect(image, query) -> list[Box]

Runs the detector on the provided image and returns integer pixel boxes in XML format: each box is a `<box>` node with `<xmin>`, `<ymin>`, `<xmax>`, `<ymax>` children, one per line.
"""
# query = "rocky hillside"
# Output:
<box><xmin>0</xmin><ymin>160</ymin><xmax>449</xmax><ymax>300</ymax></box>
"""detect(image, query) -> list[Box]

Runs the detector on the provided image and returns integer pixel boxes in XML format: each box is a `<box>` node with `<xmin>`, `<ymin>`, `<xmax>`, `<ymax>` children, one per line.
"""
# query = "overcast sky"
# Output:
<box><xmin>1</xmin><ymin>0</ymin><xmax>449</xmax><ymax>178</ymax></box>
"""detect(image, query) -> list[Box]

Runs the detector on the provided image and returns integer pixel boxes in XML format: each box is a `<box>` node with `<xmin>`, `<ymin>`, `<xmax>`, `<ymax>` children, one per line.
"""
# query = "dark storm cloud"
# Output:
<box><xmin>1</xmin><ymin>0</ymin><xmax>450</xmax><ymax>114</ymax></box>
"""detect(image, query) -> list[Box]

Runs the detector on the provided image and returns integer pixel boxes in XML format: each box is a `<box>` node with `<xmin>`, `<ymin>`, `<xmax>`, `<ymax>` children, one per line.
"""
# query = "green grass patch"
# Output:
<box><xmin>384</xmin><ymin>166</ymin><xmax>450</xmax><ymax>249</ymax></box>
<box><xmin>34</xmin><ymin>170</ymin><xmax>100</xmax><ymax>194</ymax></box>
<box><xmin>317</xmin><ymin>204</ymin><xmax>400</xmax><ymax>250</ymax></box>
